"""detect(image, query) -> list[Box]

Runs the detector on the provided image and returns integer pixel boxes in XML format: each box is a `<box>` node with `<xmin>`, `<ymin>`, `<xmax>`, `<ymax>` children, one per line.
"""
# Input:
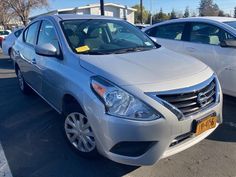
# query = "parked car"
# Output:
<box><xmin>143</xmin><ymin>17</ymin><xmax>236</xmax><ymax>97</ymax></box>
<box><xmin>2</xmin><ymin>28</ymin><xmax>24</xmax><ymax>58</ymax></box>
<box><xmin>0</xmin><ymin>30</ymin><xmax>11</xmax><ymax>48</ymax></box>
<box><xmin>135</xmin><ymin>24</ymin><xmax>150</xmax><ymax>30</ymax></box>
<box><xmin>12</xmin><ymin>15</ymin><xmax>222</xmax><ymax>166</ymax></box>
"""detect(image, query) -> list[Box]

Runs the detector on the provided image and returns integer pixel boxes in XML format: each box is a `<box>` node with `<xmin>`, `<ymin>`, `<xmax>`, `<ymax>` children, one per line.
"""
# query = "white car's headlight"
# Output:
<box><xmin>91</xmin><ymin>76</ymin><xmax>163</xmax><ymax>121</ymax></box>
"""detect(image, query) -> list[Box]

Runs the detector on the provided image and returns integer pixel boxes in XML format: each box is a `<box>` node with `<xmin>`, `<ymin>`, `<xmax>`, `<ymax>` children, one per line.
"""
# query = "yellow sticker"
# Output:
<box><xmin>75</xmin><ymin>45</ymin><xmax>90</xmax><ymax>53</ymax></box>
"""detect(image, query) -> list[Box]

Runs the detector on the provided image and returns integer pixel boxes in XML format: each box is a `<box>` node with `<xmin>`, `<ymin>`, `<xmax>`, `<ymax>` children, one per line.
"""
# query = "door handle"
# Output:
<box><xmin>186</xmin><ymin>47</ymin><xmax>196</xmax><ymax>53</ymax></box>
<box><xmin>31</xmin><ymin>58</ymin><xmax>37</xmax><ymax>64</ymax></box>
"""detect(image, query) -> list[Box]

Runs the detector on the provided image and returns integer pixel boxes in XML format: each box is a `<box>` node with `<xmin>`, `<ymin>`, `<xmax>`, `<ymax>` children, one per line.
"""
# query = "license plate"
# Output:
<box><xmin>194</xmin><ymin>115</ymin><xmax>217</xmax><ymax>136</ymax></box>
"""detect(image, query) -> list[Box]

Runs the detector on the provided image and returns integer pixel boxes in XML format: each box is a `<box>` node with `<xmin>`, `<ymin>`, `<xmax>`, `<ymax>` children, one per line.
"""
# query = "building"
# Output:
<box><xmin>29</xmin><ymin>3</ymin><xmax>137</xmax><ymax>24</ymax></box>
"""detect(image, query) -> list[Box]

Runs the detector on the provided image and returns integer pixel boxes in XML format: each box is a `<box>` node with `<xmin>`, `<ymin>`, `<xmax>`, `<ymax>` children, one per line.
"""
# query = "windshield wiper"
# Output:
<box><xmin>111</xmin><ymin>46</ymin><xmax>154</xmax><ymax>54</ymax></box>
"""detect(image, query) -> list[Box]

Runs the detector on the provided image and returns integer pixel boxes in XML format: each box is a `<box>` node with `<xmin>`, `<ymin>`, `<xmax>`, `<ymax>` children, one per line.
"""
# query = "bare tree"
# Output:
<box><xmin>199</xmin><ymin>0</ymin><xmax>219</xmax><ymax>16</ymax></box>
<box><xmin>3</xmin><ymin>0</ymin><xmax>49</xmax><ymax>26</ymax></box>
<box><xmin>0</xmin><ymin>1</ymin><xmax>15</xmax><ymax>29</ymax></box>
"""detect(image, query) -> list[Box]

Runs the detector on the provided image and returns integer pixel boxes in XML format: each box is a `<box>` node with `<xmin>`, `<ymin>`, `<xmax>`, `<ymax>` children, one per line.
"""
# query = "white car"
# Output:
<box><xmin>143</xmin><ymin>17</ymin><xmax>236</xmax><ymax>97</ymax></box>
<box><xmin>0</xmin><ymin>30</ymin><xmax>11</xmax><ymax>48</ymax></box>
<box><xmin>2</xmin><ymin>28</ymin><xmax>23</xmax><ymax>58</ymax></box>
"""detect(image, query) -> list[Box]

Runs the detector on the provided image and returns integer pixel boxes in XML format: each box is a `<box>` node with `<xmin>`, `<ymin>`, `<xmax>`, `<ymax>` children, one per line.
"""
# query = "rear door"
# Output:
<box><xmin>18</xmin><ymin>21</ymin><xmax>41</xmax><ymax>92</ymax></box>
<box><xmin>145</xmin><ymin>22</ymin><xmax>186</xmax><ymax>53</ymax></box>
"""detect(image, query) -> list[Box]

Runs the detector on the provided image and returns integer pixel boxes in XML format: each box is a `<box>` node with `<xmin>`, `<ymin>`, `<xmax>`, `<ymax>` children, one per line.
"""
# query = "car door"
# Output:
<box><xmin>212</xmin><ymin>30</ymin><xmax>236</xmax><ymax>96</ymax></box>
<box><xmin>182</xmin><ymin>22</ymin><xmax>220</xmax><ymax>72</ymax></box>
<box><xmin>145</xmin><ymin>22</ymin><xmax>186</xmax><ymax>53</ymax></box>
<box><xmin>17</xmin><ymin>21</ymin><xmax>42</xmax><ymax>92</ymax></box>
<box><xmin>35</xmin><ymin>20</ymin><xmax>63</xmax><ymax>110</ymax></box>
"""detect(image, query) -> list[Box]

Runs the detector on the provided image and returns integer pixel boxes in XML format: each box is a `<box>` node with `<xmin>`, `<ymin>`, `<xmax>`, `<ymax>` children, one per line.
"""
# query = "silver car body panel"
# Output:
<box><xmin>12</xmin><ymin>14</ymin><xmax>223</xmax><ymax>166</ymax></box>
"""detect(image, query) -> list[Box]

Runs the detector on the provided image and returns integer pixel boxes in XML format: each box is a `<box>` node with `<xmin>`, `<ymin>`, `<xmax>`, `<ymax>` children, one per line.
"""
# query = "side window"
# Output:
<box><xmin>190</xmin><ymin>23</ymin><xmax>221</xmax><ymax>45</ymax></box>
<box><xmin>37</xmin><ymin>20</ymin><xmax>59</xmax><ymax>51</ymax></box>
<box><xmin>147</xmin><ymin>23</ymin><xmax>185</xmax><ymax>41</ymax></box>
<box><xmin>14</xmin><ymin>29</ymin><xmax>23</xmax><ymax>38</ymax></box>
<box><xmin>221</xmin><ymin>30</ymin><xmax>236</xmax><ymax>40</ymax></box>
<box><xmin>24</xmin><ymin>22</ymin><xmax>39</xmax><ymax>45</ymax></box>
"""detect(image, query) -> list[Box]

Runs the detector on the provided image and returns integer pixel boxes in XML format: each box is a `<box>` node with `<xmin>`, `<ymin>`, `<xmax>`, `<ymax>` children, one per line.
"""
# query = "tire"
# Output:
<box><xmin>9</xmin><ymin>48</ymin><xmax>14</xmax><ymax>60</ymax></box>
<box><xmin>16</xmin><ymin>68</ymin><xmax>31</xmax><ymax>94</ymax></box>
<box><xmin>64</xmin><ymin>103</ymin><xmax>98</xmax><ymax>158</ymax></box>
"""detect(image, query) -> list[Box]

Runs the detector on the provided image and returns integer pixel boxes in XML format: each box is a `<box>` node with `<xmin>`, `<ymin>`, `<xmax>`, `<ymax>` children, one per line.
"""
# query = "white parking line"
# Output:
<box><xmin>0</xmin><ymin>143</ymin><xmax>13</xmax><ymax>177</ymax></box>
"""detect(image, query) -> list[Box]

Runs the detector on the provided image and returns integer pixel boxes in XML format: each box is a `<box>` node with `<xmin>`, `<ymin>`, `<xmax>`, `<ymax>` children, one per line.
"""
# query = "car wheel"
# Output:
<box><xmin>16</xmin><ymin>68</ymin><xmax>31</xmax><ymax>94</ymax></box>
<box><xmin>64</xmin><ymin>105</ymin><xmax>98</xmax><ymax>157</ymax></box>
<box><xmin>9</xmin><ymin>48</ymin><xmax>14</xmax><ymax>60</ymax></box>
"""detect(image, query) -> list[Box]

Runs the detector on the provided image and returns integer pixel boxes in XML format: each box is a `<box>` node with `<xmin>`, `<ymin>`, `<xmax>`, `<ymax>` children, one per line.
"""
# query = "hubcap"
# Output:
<box><xmin>17</xmin><ymin>70</ymin><xmax>24</xmax><ymax>90</ymax></box>
<box><xmin>64</xmin><ymin>112</ymin><xmax>96</xmax><ymax>152</ymax></box>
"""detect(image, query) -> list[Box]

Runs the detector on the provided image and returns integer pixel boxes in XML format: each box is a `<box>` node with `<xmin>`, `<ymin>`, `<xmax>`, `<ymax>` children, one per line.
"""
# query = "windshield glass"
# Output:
<box><xmin>224</xmin><ymin>21</ymin><xmax>236</xmax><ymax>29</ymax></box>
<box><xmin>61</xmin><ymin>19</ymin><xmax>157</xmax><ymax>55</ymax></box>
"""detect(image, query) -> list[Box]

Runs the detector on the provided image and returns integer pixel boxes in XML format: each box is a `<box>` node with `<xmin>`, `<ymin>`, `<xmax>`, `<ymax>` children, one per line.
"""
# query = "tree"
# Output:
<box><xmin>199</xmin><ymin>0</ymin><xmax>219</xmax><ymax>16</ymax></box>
<box><xmin>218</xmin><ymin>10</ymin><xmax>225</xmax><ymax>17</ymax></box>
<box><xmin>184</xmin><ymin>7</ymin><xmax>190</xmax><ymax>18</ymax></box>
<box><xmin>170</xmin><ymin>9</ymin><xmax>177</xmax><ymax>19</ymax></box>
<box><xmin>3</xmin><ymin>0</ymin><xmax>49</xmax><ymax>26</ymax></box>
<box><xmin>132</xmin><ymin>4</ymin><xmax>149</xmax><ymax>24</ymax></box>
<box><xmin>0</xmin><ymin>1</ymin><xmax>16</xmax><ymax>28</ymax></box>
<box><xmin>152</xmin><ymin>8</ymin><xmax>170</xmax><ymax>23</ymax></box>
<box><xmin>234</xmin><ymin>7</ymin><xmax>236</xmax><ymax>18</ymax></box>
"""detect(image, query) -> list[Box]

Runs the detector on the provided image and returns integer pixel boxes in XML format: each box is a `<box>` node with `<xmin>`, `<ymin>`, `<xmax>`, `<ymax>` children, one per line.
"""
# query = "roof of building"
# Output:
<box><xmin>29</xmin><ymin>3</ymin><xmax>137</xmax><ymax>20</ymax></box>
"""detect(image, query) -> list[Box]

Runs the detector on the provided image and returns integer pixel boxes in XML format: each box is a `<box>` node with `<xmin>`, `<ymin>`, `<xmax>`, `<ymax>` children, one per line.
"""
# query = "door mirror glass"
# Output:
<box><xmin>35</xmin><ymin>43</ymin><xmax>58</xmax><ymax>57</ymax></box>
<box><xmin>220</xmin><ymin>39</ymin><xmax>236</xmax><ymax>48</ymax></box>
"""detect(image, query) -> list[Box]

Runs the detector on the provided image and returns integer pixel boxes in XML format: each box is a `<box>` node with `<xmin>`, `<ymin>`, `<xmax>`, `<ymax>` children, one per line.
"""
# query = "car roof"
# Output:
<box><xmin>143</xmin><ymin>16</ymin><xmax>236</xmax><ymax>32</ymax></box>
<box><xmin>158</xmin><ymin>16</ymin><xmax>236</xmax><ymax>25</ymax></box>
<box><xmin>34</xmin><ymin>14</ymin><xmax>123</xmax><ymax>22</ymax></box>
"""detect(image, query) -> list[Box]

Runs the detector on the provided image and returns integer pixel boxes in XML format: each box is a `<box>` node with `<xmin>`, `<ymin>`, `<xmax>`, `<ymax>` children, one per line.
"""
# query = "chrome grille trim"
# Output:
<box><xmin>145</xmin><ymin>74</ymin><xmax>220</xmax><ymax>120</ymax></box>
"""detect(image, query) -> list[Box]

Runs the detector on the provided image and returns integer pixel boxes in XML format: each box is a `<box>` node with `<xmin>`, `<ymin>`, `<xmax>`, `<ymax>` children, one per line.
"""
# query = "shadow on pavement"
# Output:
<box><xmin>207</xmin><ymin>95</ymin><xmax>236</xmax><ymax>143</ymax></box>
<box><xmin>0</xmin><ymin>57</ymin><xmax>138</xmax><ymax>177</ymax></box>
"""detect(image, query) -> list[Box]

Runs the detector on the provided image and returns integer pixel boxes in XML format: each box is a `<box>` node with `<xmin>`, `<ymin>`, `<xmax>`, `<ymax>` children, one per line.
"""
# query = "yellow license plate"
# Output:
<box><xmin>195</xmin><ymin>116</ymin><xmax>217</xmax><ymax>136</ymax></box>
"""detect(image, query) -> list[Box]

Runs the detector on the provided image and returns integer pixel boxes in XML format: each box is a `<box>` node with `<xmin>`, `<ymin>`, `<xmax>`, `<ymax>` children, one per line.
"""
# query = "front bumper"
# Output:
<box><xmin>84</xmin><ymin>93</ymin><xmax>222</xmax><ymax>166</ymax></box>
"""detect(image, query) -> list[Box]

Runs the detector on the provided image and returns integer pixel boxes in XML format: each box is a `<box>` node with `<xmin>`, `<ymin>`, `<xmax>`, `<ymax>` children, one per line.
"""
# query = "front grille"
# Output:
<box><xmin>158</xmin><ymin>79</ymin><xmax>217</xmax><ymax>117</ymax></box>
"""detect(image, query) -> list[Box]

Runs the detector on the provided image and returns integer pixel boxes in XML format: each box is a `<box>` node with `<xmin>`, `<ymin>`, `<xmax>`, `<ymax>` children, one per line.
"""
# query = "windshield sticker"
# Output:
<box><xmin>145</xmin><ymin>42</ymin><xmax>152</xmax><ymax>46</ymax></box>
<box><xmin>75</xmin><ymin>45</ymin><xmax>90</xmax><ymax>53</ymax></box>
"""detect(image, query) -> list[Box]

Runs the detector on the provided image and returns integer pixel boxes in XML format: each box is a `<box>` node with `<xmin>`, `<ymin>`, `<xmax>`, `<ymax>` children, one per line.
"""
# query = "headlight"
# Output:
<box><xmin>91</xmin><ymin>76</ymin><xmax>163</xmax><ymax>120</ymax></box>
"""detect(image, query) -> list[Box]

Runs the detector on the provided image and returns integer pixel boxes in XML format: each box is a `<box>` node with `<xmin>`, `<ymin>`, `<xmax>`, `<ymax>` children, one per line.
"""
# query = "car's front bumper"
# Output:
<box><xmin>84</xmin><ymin>93</ymin><xmax>222</xmax><ymax>166</ymax></box>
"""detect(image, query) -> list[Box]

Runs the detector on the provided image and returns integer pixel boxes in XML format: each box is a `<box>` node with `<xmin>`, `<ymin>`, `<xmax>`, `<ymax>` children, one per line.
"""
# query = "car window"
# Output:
<box><xmin>37</xmin><ymin>20</ymin><xmax>59</xmax><ymax>51</ymax></box>
<box><xmin>61</xmin><ymin>19</ymin><xmax>156</xmax><ymax>54</ymax></box>
<box><xmin>24</xmin><ymin>22</ymin><xmax>40</xmax><ymax>45</ymax></box>
<box><xmin>146</xmin><ymin>23</ymin><xmax>185</xmax><ymax>41</ymax></box>
<box><xmin>109</xmin><ymin>23</ymin><xmax>143</xmax><ymax>46</ymax></box>
<box><xmin>221</xmin><ymin>30</ymin><xmax>236</xmax><ymax>40</ymax></box>
<box><xmin>190</xmin><ymin>23</ymin><xmax>221</xmax><ymax>45</ymax></box>
<box><xmin>14</xmin><ymin>29</ymin><xmax>23</xmax><ymax>38</ymax></box>
<box><xmin>0</xmin><ymin>31</ymin><xmax>10</xmax><ymax>35</ymax></box>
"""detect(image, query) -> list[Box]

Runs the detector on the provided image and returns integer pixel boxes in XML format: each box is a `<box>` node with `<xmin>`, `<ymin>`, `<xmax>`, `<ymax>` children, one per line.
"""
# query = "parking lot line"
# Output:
<box><xmin>0</xmin><ymin>143</ymin><xmax>13</xmax><ymax>177</ymax></box>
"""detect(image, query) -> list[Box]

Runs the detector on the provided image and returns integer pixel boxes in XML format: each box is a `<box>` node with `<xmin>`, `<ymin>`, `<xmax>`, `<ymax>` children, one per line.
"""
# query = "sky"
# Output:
<box><xmin>31</xmin><ymin>0</ymin><xmax>236</xmax><ymax>17</ymax></box>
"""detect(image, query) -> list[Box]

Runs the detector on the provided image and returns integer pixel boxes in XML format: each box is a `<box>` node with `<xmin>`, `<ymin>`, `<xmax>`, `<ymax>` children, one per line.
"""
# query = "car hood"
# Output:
<box><xmin>79</xmin><ymin>47</ymin><xmax>208</xmax><ymax>86</ymax></box>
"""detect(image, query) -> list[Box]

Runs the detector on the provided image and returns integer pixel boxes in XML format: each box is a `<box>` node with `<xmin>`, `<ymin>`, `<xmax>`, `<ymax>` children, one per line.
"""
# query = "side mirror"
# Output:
<box><xmin>220</xmin><ymin>39</ymin><xmax>236</xmax><ymax>48</ymax></box>
<box><xmin>35</xmin><ymin>43</ymin><xmax>59</xmax><ymax>57</ymax></box>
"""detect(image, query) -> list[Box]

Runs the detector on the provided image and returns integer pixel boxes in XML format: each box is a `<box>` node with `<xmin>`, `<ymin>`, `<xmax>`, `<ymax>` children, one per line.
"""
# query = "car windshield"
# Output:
<box><xmin>61</xmin><ymin>19</ymin><xmax>157</xmax><ymax>55</ymax></box>
<box><xmin>224</xmin><ymin>21</ymin><xmax>236</xmax><ymax>29</ymax></box>
<box><xmin>0</xmin><ymin>31</ymin><xmax>10</xmax><ymax>35</ymax></box>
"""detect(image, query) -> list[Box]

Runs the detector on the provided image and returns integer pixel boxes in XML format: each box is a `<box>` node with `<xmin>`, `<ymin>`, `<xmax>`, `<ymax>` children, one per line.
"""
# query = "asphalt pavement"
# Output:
<box><xmin>0</xmin><ymin>54</ymin><xmax>235</xmax><ymax>177</ymax></box>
